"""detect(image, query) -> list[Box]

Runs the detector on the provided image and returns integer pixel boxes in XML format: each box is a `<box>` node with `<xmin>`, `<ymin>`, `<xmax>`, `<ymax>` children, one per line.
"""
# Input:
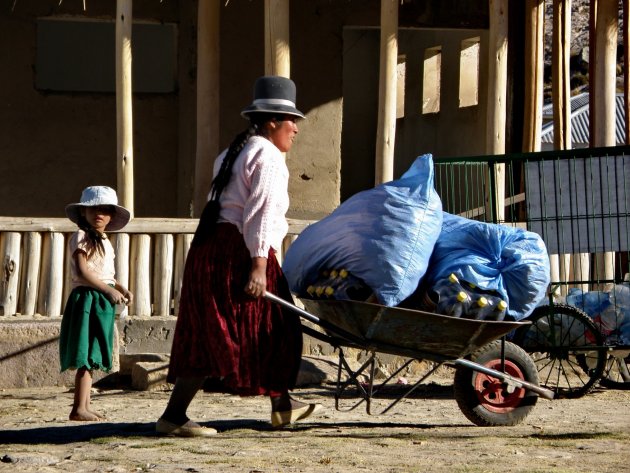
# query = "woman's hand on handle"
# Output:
<box><xmin>245</xmin><ymin>256</ymin><xmax>268</xmax><ymax>298</ymax></box>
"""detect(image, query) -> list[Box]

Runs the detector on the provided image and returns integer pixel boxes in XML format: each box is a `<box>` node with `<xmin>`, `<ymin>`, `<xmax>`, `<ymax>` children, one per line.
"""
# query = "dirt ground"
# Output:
<box><xmin>0</xmin><ymin>367</ymin><xmax>629</xmax><ymax>473</ymax></box>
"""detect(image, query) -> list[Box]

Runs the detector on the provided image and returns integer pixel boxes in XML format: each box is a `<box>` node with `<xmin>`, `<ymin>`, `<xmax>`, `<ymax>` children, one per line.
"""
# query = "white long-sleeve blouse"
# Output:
<box><xmin>212</xmin><ymin>135</ymin><xmax>290</xmax><ymax>258</ymax></box>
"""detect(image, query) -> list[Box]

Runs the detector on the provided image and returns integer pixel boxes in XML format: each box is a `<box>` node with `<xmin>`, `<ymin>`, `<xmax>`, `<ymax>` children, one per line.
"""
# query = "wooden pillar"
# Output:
<box><xmin>112</xmin><ymin>233</ymin><xmax>130</xmax><ymax>318</ymax></box>
<box><xmin>37</xmin><ymin>233</ymin><xmax>65</xmax><ymax>317</ymax></box>
<box><xmin>375</xmin><ymin>0</ymin><xmax>398</xmax><ymax>185</ymax></box>
<box><xmin>130</xmin><ymin>234</ymin><xmax>151</xmax><ymax>316</ymax></box>
<box><xmin>551</xmin><ymin>0</ymin><xmax>580</xmax><ymax>293</ymax></box>
<box><xmin>486</xmin><ymin>0</ymin><xmax>508</xmax><ymax>222</ymax></box>
<box><xmin>264</xmin><ymin>0</ymin><xmax>290</xmax><ymax>77</ymax></box>
<box><xmin>115</xmin><ymin>0</ymin><xmax>134</xmax><ymax>216</ymax></box>
<box><xmin>486</xmin><ymin>0</ymin><xmax>509</xmax><ymax>155</ymax></box>
<box><xmin>625</xmin><ymin>0</ymin><xmax>629</xmax><ymax>145</ymax></box>
<box><xmin>19</xmin><ymin>232</ymin><xmax>41</xmax><ymax>316</ymax></box>
<box><xmin>0</xmin><ymin>232</ymin><xmax>21</xmax><ymax>316</ymax></box>
<box><xmin>592</xmin><ymin>0</ymin><xmax>618</xmax><ymax>148</ymax></box>
<box><xmin>193</xmin><ymin>1</ymin><xmax>221</xmax><ymax>216</ymax></box>
<box><xmin>523</xmin><ymin>0</ymin><xmax>545</xmax><ymax>153</ymax></box>
<box><xmin>173</xmin><ymin>234</ymin><xmax>193</xmax><ymax>316</ymax></box>
<box><xmin>153</xmin><ymin>234</ymin><xmax>174</xmax><ymax>316</ymax></box>
<box><xmin>552</xmin><ymin>0</ymin><xmax>572</xmax><ymax>150</ymax></box>
<box><xmin>591</xmin><ymin>0</ymin><xmax>618</xmax><ymax>286</ymax></box>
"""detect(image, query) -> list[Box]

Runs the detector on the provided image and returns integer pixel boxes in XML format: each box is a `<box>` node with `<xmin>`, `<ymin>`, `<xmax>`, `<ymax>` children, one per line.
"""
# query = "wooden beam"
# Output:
<box><xmin>591</xmin><ymin>0</ymin><xmax>618</xmax><ymax>286</ymax></box>
<box><xmin>375</xmin><ymin>0</ymin><xmax>398</xmax><ymax>185</ymax></box>
<box><xmin>486</xmin><ymin>0</ymin><xmax>508</xmax><ymax>222</ymax></box>
<box><xmin>193</xmin><ymin>1</ymin><xmax>220</xmax><ymax>216</ymax></box>
<box><xmin>486</xmin><ymin>0</ymin><xmax>509</xmax><ymax>155</ymax></box>
<box><xmin>552</xmin><ymin>0</ymin><xmax>572</xmax><ymax>150</ymax></box>
<box><xmin>624</xmin><ymin>0</ymin><xmax>629</xmax><ymax>144</ymax></box>
<box><xmin>264</xmin><ymin>0</ymin><xmax>290</xmax><ymax>77</ymax></box>
<box><xmin>0</xmin><ymin>217</ymin><xmax>317</xmax><ymax>235</ymax></box>
<box><xmin>115</xmin><ymin>0</ymin><xmax>134</xmax><ymax>216</ymax></box>
<box><xmin>523</xmin><ymin>0</ymin><xmax>545</xmax><ymax>152</ymax></box>
<box><xmin>592</xmin><ymin>0</ymin><xmax>618</xmax><ymax>147</ymax></box>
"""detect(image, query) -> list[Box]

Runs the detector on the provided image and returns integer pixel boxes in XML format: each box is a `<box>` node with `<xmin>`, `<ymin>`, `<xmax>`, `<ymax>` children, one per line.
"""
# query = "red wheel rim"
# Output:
<box><xmin>473</xmin><ymin>359</ymin><xmax>526</xmax><ymax>413</ymax></box>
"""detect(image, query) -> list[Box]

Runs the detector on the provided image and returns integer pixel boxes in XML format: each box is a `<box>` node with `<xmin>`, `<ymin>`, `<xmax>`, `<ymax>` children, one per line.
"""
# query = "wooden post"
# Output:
<box><xmin>173</xmin><ymin>233</ymin><xmax>193</xmax><ymax>316</ymax></box>
<box><xmin>153</xmin><ymin>234</ymin><xmax>174</xmax><ymax>316</ymax></box>
<box><xmin>375</xmin><ymin>0</ymin><xmax>398</xmax><ymax>185</ymax></box>
<box><xmin>523</xmin><ymin>0</ymin><xmax>544</xmax><ymax>153</ymax></box>
<box><xmin>591</xmin><ymin>0</ymin><xmax>618</xmax><ymax>286</ymax></box>
<box><xmin>112</xmin><ymin>233</ymin><xmax>130</xmax><ymax>318</ymax></box>
<box><xmin>37</xmin><ymin>233</ymin><xmax>65</xmax><ymax>317</ymax></box>
<box><xmin>592</xmin><ymin>0</ymin><xmax>618</xmax><ymax>147</ymax></box>
<box><xmin>486</xmin><ymin>0</ymin><xmax>508</xmax><ymax>222</ymax></box>
<box><xmin>624</xmin><ymin>0</ymin><xmax>629</xmax><ymax>145</ymax></box>
<box><xmin>193</xmin><ymin>1</ymin><xmax>221</xmax><ymax>216</ymax></box>
<box><xmin>264</xmin><ymin>0</ymin><xmax>290</xmax><ymax>77</ymax></box>
<box><xmin>116</xmin><ymin>0</ymin><xmax>134</xmax><ymax>216</ymax></box>
<box><xmin>130</xmin><ymin>234</ymin><xmax>152</xmax><ymax>316</ymax></box>
<box><xmin>550</xmin><ymin>0</ymin><xmax>579</xmax><ymax>294</ymax></box>
<box><xmin>486</xmin><ymin>0</ymin><xmax>508</xmax><ymax>155</ymax></box>
<box><xmin>19</xmin><ymin>232</ymin><xmax>41</xmax><ymax>316</ymax></box>
<box><xmin>0</xmin><ymin>232</ymin><xmax>21</xmax><ymax>316</ymax></box>
<box><xmin>552</xmin><ymin>0</ymin><xmax>572</xmax><ymax>150</ymax></box>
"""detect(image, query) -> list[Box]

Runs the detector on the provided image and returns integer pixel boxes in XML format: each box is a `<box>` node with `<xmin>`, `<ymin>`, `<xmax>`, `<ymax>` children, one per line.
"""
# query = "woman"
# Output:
<box><xmin>156</xmin><ymin>76</ymin><xmax>321</xmax><ymax>437</ymax></box>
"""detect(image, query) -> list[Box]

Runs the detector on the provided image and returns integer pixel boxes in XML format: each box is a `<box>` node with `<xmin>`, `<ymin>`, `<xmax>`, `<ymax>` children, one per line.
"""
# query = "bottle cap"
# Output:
<box><xmin>324</xmin><ymin>286</ymin><xmax>334</xmax><ymax>297</ymax></box>
<box><xmin>315</xmin><ymin>286</ymin><xmax>324</xmax><ymax>296</ymax></box>
<box><xmin>449</xmin><ymin>273</ymin><xmax>459</xmax><ymax>283</ymax></box>
<box><xmin>339</xmin><ymin>269</ymin><xmax>348</xmax><ymax>278</ymax></box>
<box><xmin>330</xmin><ymin>269</ymin><xmax>338</xmax><ymax>278</ymax></box>
<box><xmin>476</xmin><ymin>296</ymin><xmax>488</xmax><ymax>307</ymax></box>
<box><xmin>497</xmin><ymin>300</ymin><xmax>508</xmax><ymax>310</ymax></box>
<box><xmin>456</xmin><ymin>291</ymin><xmax>468</xmax><ymax>302</ymax></box>
<box><xmin>306</xmin><ymin>285</ymin><xmax>316</xmax><ymax>295</ymax></box>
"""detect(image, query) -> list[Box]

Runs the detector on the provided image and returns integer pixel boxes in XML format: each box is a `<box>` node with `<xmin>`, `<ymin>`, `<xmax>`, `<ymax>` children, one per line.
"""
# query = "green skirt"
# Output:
<box><xmin>59</xmin><ymin>287</ymin><xmax>116</xmax><ymax>372</ymax></box>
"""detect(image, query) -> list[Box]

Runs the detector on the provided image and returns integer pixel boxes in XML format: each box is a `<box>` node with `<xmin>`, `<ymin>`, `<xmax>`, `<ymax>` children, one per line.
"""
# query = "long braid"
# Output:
<box><xmin>191</xmin><ymin>118</ymin><xmax>265</xmax><ymax>248</ymax></box>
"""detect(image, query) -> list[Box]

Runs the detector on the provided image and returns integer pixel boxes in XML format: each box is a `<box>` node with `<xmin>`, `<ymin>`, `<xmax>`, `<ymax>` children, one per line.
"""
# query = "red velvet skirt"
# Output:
<box><xmin>167</xmin><ymin>223</ymin><xmax>303</xmax><ymax>396</ymax></box>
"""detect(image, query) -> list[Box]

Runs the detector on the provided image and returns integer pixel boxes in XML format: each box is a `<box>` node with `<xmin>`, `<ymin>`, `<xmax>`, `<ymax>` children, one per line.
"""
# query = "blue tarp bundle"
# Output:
<box><xmin>425</xmin><ymin>212</ymin><xmax>551</xmax><ymax>320</ymax></box>
<box><xmin>282</xmin><ymin>154</ymin><xmax>443</xmax><ymax>307</ymax></box>
<box><xmin>282</xmin><ymin>154</ymin><xmax>551</xmax><ymax>320</ymax></box>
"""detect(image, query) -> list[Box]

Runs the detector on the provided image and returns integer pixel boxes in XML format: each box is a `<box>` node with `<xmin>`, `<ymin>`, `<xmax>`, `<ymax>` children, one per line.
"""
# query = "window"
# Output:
<box><xmin>396</xmin><ymin>54</ymin><xmax>406</xmax><ymax>119</ymax></box>
<box><xmin>459</xmin><ymin>37</ymin><xmax>480</xmax><ymax>107</ymax></box>
<box><xmin>36</xmin><ymin>18</ymin><xmax>177</xmax><ymax>93</ymax></box>
<box><xmin>422</xmin><ymin>46</ymin><xmax>441</xmax><ymax>114</ymax></box>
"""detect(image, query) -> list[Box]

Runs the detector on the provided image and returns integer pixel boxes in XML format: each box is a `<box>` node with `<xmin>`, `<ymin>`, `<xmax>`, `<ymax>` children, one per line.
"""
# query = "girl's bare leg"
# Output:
<box><xmin>69</xmin><ymin>368</ymin><xmax>101</xmax><ymax>421</ymax></box>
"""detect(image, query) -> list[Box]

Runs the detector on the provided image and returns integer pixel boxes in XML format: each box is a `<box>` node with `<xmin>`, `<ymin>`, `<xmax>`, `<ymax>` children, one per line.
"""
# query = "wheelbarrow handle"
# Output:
<box><xmin>263</xmin><ymin>291</ymin><xmax>366</xmax><ymax>345</ymax></box>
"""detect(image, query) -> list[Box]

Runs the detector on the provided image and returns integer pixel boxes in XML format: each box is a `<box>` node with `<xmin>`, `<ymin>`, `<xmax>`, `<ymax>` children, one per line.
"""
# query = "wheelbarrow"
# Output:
<box><xmin>265</xmin><ymin>292</ymin><xmax>554</xmax><ymax>427</ymax></box>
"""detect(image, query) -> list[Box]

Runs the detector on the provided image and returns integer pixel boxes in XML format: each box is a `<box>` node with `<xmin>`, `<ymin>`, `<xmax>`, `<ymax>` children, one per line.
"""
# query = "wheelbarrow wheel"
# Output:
<box><xmin>454</xmin><ymin>340</ymin><xmax>539</xmax><ymax>427</ymax></box>
<box><xmin>512</xmin><ymin>304</ymin><xmax>606</xmax><ymax>398</ymax></box>
<box><xmin>599</xmin><ymin>351</ymin><xmax>630</xmax><ymax>390</ymax></box>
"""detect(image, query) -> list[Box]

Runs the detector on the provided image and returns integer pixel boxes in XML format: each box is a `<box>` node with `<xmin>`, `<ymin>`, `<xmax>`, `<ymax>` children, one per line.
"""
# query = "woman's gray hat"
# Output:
<box><xmin>65</xmin><ymin>186</ymin><xmax>131</xmax><ymax>232</ymax></box>
<box><xmin>241</xmin><ymin>76</ymin><xmax>305</xmax><ymax>119</ymax></box>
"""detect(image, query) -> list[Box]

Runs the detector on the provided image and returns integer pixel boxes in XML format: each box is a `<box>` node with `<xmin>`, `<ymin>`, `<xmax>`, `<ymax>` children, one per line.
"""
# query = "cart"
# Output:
<box><xmin>434</xmin><ymin>145</ymin><xmax>630</xmax><ymax>398</ymax></box>
<box><xmin>265</xmin><ymin>292</ymin><xmax>554</xmax><ymax>427</ymax></box>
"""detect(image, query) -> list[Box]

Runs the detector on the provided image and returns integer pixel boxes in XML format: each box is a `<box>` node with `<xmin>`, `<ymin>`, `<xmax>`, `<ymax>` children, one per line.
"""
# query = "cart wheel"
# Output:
<box><xmin>512</xmin><ymin>303</ymin><xmax>606</xmax><ymax>399</ymax></box>
<box><xmin>599</xmin><ymin>351</ymin><xmax>630</xmax><ymax>390</ymax></box>
<box><xmin>453</xmin><ymin>340</ymin><xmax>539</xmax><ymax>427</ymax></box>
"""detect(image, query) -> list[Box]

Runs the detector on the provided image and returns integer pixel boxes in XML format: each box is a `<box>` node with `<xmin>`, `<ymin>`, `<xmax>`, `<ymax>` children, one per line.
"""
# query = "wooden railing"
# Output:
<box><xmin>0</xmin><ymin>217</ymin><xmax>314</xmax><ymax>318</ymax></box>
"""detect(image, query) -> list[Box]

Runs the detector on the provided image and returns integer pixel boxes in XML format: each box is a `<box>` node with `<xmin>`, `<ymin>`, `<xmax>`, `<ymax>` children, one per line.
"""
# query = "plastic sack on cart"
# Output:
<box><xmin>426</xmin><ymin>212</ymin><xmax>550</xmax><ymax>321</ymax></box>
<box><xmin>282</xmin><ymin>153</ymin><xmax>443</xmax><ymax>307</ymax></box>
<box><xmin>565</xmin><ymin>285</ymin><xmax>630</xmax><ymax>345</ymax></box>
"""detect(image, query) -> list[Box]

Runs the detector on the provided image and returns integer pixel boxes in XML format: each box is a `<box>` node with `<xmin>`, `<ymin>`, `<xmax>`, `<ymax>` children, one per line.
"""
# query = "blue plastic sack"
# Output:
<box><xmin>426</xmin><ymin>212</ymin><xmax>550</xmax><ymax>320</ymax></box>
<box><xmin>282</xmin><ymin>154</ymin><xmax>443</xmax><ymax>307</ymax></box>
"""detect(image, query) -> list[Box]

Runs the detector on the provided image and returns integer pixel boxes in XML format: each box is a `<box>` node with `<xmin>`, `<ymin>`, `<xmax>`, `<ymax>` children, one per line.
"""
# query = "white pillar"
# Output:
<box><xmin>374</xmin><ymin>0</ymin><xmax>398</xmax><ymax>185</ymax></box>
<box><xmin>193</xmin><ymin>1</ymin><xmax>221</xmax><ymax>216</ymax></box>
<box><xmin>116</xmin><ymin>0</ymin><xmax>134</xmax><ymax>216</ymax></box>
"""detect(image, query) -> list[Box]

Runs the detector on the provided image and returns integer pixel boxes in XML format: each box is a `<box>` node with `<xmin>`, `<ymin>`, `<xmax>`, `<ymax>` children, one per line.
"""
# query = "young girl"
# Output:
<box><xmin>59</xmin><ymin>185</ymin><xmax>133</xmax><ymax>421</ymax></box>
